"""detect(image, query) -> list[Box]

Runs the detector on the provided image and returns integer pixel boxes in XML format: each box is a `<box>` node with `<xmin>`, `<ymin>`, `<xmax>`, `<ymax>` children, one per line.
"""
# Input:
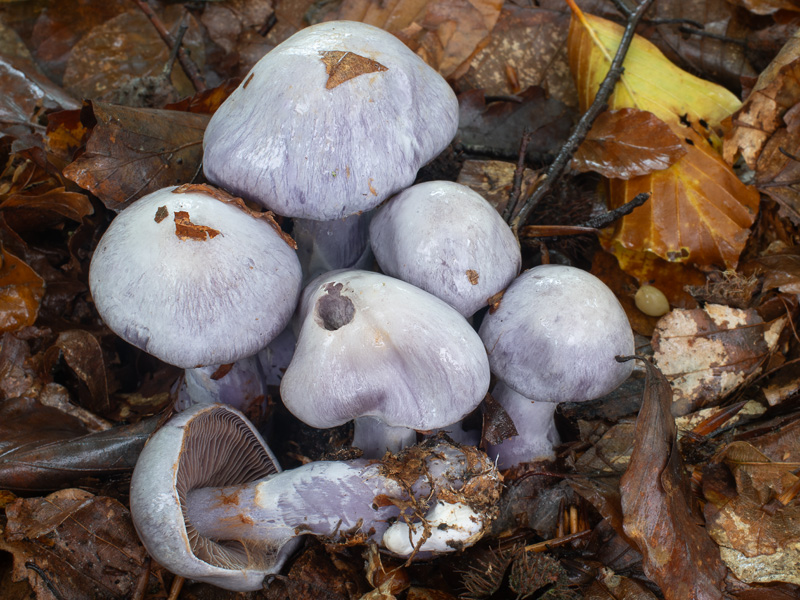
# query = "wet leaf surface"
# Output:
<box><xmin>652</xmin><ymin>304</ymin><xmax>786</xmax><ymax>415</ymax></box>
<box><xmin>63</xmin><ymin>101</ymin><xmax>209</xmax><ymax>211</ymax></box>
<box><xmin>619</xmin><ymin>358</ymin><xmax>728</xmax><ymax>599</ymax></box>
<box><xmin>1</xmin><ymin>488</ymin><xmax>148</xmax><ymax>599</ymax></box>
<box><xmin>0</xmin><ymin>246</ymin><xmax>44</xmax><ymax>332</ymax></box>
<box><xmin>572</xmin><ymin>108</ymin><xmax>688</xmax><ymax>179</ymax></box>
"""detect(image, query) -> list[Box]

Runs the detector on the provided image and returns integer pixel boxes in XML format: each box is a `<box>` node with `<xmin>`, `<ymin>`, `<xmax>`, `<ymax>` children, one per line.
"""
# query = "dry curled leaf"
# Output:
<box><xmin>652</xmin><ymin>304</ymin><xmax>786</xmax><ymax>415</ymax></box>
<box><xmin>723</xmin><ymin>29</ymin><xmax>800</xmax><ymax>169</ymax></box>
<box><xmin>63</xmin><ymin>101</ymin><xmax>209</xmax><ymax>211</ymax></box>
<box><xmin>573</xmin><ymin>108</ymin><xmax>688</xmax><ymax>179</ymax></box>
<box><xmin>619</xmin><ymin>358</ymin><xmax>728</xmax><ymax>600</ymax></box>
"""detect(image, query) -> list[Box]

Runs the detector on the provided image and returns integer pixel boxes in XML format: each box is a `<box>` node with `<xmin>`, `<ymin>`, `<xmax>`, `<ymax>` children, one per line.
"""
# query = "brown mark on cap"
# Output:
<box><xmin>467</xmin><ymin>270</ymin><xmax>479</xmax><ymax>285</ymax></box>
<box><xmin>174</xmin><ymin>211</ymin><xmax>221</xmax><ymax>241</ymax></box>
<box><xmin>154</xmin><ymin>205</ymin><xmax>169</xmax><ymax>223</ymax></box>
<box><xmin>243</xmin><ymin>73</ymin><xmax>255</xmax><ymax>89</ymax></box>
<box><xmin>315</xmin><ymin>282</ymin><xmax>355</xmax><ymax>331</ymax></box>
<box><xmin>319</xmin><ymin>51</ymin><xmax>387</xmax><ymax>90</ymax></box>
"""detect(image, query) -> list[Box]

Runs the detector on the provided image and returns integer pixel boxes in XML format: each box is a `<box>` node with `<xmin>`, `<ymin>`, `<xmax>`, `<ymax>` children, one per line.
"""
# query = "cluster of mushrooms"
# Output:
<box><xmin>88</xmin><ymin>21</ymin><xmax>636</xmax><ymax>592</ymax></box>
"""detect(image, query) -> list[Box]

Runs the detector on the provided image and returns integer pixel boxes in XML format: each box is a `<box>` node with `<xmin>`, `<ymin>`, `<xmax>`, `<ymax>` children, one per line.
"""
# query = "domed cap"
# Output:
<box><xmin>369</xmin><ymin>180</ymin><xmax>521</xmax><ymax>317</ymax></box>
<box><xmin>89</xmin><ymin>185</ymin><xmax>302</xmax><ymax>368</ymax></box>
<box><xmin>130</xmin><ymin>403</ymin><xmax>298</xmax><ymax>591</ymax></box>
<box><xmin>203</xmin><ymin>20</ymin><xmax>459</xmax><ymax>221</ymax></box>
<box><xmin>281</xmin><ymin>270</ymin><xmax>491</xmax><ymax>430</ymax></box>
<box><xmin>479</xmin><ymin>265</ymin><xmax>634</xmax><ymax>402</ymax></box>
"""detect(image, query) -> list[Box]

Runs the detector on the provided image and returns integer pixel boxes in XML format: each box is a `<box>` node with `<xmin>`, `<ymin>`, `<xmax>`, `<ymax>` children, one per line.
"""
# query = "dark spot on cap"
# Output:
<box><xmin>154</xmin><ymin>205</ymin><xmax>169</xmax><ymax>223</ymax></box>
<box><xmin>244</xmin><ymin>73</ymin><xmax>255</xmax><ymax>89</ymax></box>
<box><xmin>316</xmin><ymin>283</ymin><xmax>355</xmax><ymax>330</ymax></box>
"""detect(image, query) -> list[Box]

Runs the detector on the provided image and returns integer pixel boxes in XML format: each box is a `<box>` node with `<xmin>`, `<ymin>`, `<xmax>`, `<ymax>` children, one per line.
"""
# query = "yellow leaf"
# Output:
<box><xmin>567</xmin><ymin>7</ymin><xmax>759</xmax><ymax>271</ymax></box>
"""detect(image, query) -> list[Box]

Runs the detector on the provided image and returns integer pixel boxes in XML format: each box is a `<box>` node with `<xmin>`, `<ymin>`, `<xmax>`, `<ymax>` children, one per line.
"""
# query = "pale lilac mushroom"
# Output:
<box><xmin>479</xmin><ymin>264</ymin><xmax>634</xmax><ymax>468</ymax></box>
<box><xmin>89</xmin><ymin>185</ymin><xmax>302</xmax><ymax>410</ymax></box>
<box><xmin>202</xmin><ymin>20</ymin><xmax>459</xmax><ymax>281</ymax></box>
<box><xmin>280</xmin><ymin>270</ymin><xmax>491</xmax><ymax>457</ymax></box>
<box><xmin>130</xmin><ymin>403</ymin><xmax>502</xmax><ymax>591</ymax></box>
<box><xmin>370</xmin><ymin>180</ymin><xmax>521</xmax><ymax>317</ymax></box>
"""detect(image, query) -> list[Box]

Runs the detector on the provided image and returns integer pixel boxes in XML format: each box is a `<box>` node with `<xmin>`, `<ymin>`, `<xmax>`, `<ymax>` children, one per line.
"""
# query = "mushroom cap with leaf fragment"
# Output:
<box><xmin>89</xmin><ymin>185</ymin><xmax>302</xmax><ymax>369</ymax></box>
<box><xmin>203</xmin><ymin>20</ymin><xmax>459</xmax><ymax>221</ymax></box>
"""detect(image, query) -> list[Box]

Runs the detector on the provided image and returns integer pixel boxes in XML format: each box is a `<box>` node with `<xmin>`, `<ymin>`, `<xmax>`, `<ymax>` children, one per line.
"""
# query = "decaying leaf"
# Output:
<box><xmin>754</xmin><ymin>110</ymin><xmax>800</xmax><ymax>225</ymax></box>
<box><xmin>455</xmin><ymin>159</ymin><xmax>538</xmax><ymax>216</ymax></box>
<box><xmin>723</xmin><ymin>29</ymin><xmax>800</xmax><ymax>169</ymax></box>
<box><xmin>568</xmin><ymin>8</ymin><xmax>759</xmax><ymax>271</ymax></box>
<box><xmin>572</xmin><ymin>108</ymin><xmax>687</xmax><ymax>179</ymax></box>
<box><xmin>42</xmin><ymin>330</ymin><xmax>109</xmax><ymax>416</ymax></box>
<box><xmin>0</xmin><ymin>246</ymin><xmax>45</xmax><ymax>333</ymax></box>
<box><xmin>318</xmin><ymin>0</ymin><xmax>503</xmax><ymax>78</ymax></box>
<box><xmin>1</xmin><ymin>488</ymin><xmax>148</xmax><ymax>599</ymax></box>
<box><xmin>199</xmin><ymin>0</ymin><xmax>274</xmax><ymax>76</ymax></box>
<box><xmin>62</xmin><ymin>101</ymin><xmax>209</xmax><ymax>211</ymax></box>
<box><xmin>62</xmin><ymin>7</ymin><xmax>204</xmax><ymax>100</ymax></box>
<box><xmin>457</xmin><ymin>87</ymin><xmax>573</xmax><ymax>164</ymax></box>
<box><xmin>653</xmin><ymin>304</ymin><xmax>786</xmax><ymax>416</ymax></box>
<box><xmin>619</xmin><ymin>358</ymin><xmax>728</xmax><ymax>599</ymax></box>
<box><xmin>459</xmin><ymin>3</ymin><xmax>576</xmax><ymax>105</ymax></box>
<box><xmin>704</xmin><ymin>441</ymin><xmax>800</xmax><ymax>585</ymax></box>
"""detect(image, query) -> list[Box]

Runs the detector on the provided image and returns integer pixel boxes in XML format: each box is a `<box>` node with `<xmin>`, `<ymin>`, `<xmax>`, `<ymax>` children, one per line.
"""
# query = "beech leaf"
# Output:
<box><xmin>0</xmin><ymin>246</ymin><xmax>45</xmax><ymax>333</ymax></box>
<box><xmin>619</xmin><ymin>357</ymin><xmax>728</xmax><ymax>600</ymax></box>
<box><xmin>572</xmin><ymin>108</ymin><xmax>688</xmax><ymax>179</ymax></box>
<box><xmin>63</xmin><ymin>102</ymin><xmax>209</xmax><ymax>211</ymax></box>
<box><xmin>568</xmin><ymin>7</ymin><xmax>760</xmax><ymax>270</ymax></box>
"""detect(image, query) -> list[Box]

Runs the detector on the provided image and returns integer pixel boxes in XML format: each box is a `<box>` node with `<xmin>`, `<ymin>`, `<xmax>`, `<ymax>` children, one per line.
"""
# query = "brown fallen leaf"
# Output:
<box><xmin>619</xmin><ymin>358</ymin><xmax>728</xmax><ymax>600</ymax></box>
<box><xmin>319</xmin><ymin>0</ymin><xmax>503</xmax><ymax>78</ymax></box>
<box><xmin>455</xmin><ymin>159</ymin><xmax>538</xmax><ymax>217</ymax></box>
<box><xmin>704</xmin><ymin>442</ymin><xmax>800</xmax><ymax>585</ymax></box>
<box><xmin>62</xmin><ymin>7</ymin><xmax>204</xmax><ymax>100</ymax></box>
<box><xmin>572</xmin><ymin>108</ymin><xmax>688</xmax><ymax>179</ymax></box>
<box><xmin>458</xmin><ymin>3</ymin><xmax>576</xmax><ymax>105</ymax></box>
<box><xmin>742</xmin><ymin>248</ymin><xmax>800</xmax><ymax>293</ymax></box>
<box><xmin>754</xmin><ymin>114</ymin><xmax>800</xmax><ymax>224</ymax></box>
<box><xmin>723</xmin><ymin>29</ymin><xmax>800</xmax><ymax>169</ymax></box>
<box><xmin>584</xmin><ymin>572</ymin><xmax>660</xmax><ymax>600</ymax></box>
<box><xmin>200</xmin><ymin>0</ymin><xmax>275</xmax><ymax>77</ymax></box>
<box><xmin>457</xmin><ymin>87</ymin><xmax>573</xmax><ymax>164</ymax></box>
<box><xmin>0</xmin><ymin>246</ymin><xmax>45</xmax><ymax>333</ymax></box>
<box><xmin>42</xmin><ymin>330</ymin><xmax>109</xmax><ymax>417</ymax></box>
<box><xmin>63</xmin><ymin>101</ymin><xmax>209</xmax><ymax>211</ymax></box>
<box><xmin>0</xmin><ymin>187</ymin><xmax>94</xmax><ymax>234</ymax></box>
<box><xmin>652</xmin><ymin>304</ymin><xmax>786</xmax><ymax>415</ymax></box>
<box><xmin>1</xmin><ymin>489</ymin><xmax>149</xmax><ymax>599</ymax></box>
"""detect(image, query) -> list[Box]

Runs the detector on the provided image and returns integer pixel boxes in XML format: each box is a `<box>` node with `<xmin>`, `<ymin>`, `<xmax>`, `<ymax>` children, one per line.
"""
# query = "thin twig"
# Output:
<box><xmin>582</xmin><ymin>192</ymin><xmax>650</xmax><ymax>229</ymax></box>
<box><xmin>503</xmin><ymin>128</ymin><xmax>535</xmax><ymax>221</ymax></box>
<box><xmin>509</xmin><ymin>0</ymin><xmax>656</xmax><ymax>237</ymax></box>
<box><xmin>161</xmin><ymin>12</ymin><xmax>189</xmax><ymax>78</ymax></box>
<box><xmin>131</xmin><ymin>0</ymin><xmax>207</xmax><ymax>91</ymax></box>
<box><xmin>678</xmin><ymin>25</ymin><xmax>748</xmax><ymax>47</ymax></box>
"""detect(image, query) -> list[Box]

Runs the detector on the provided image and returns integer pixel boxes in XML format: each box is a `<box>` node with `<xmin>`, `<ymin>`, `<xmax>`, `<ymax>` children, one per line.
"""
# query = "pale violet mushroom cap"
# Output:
<box><xmin>202</xmin><ymin>20</ymin><xmax>459</xmax><ymax>221</ymax></box>
<box><xmin>89</xmin><ymin>185</ymin><xmax>302</xmax><ymax>369</ymax></box>
<box><xmin>369</xmin><ymin>181</ymin><xmax>521</xmax><ymax>317</ymax></box>
<box><xmin>479</xmin><ymin>264</ymin><xmax>634</xmax><ymax>402</ymax></box>
<box><xmin>129</xmin><ymin>403</ymin><xmax>297</xmax><ymax>591</ymax></box>
<box><xmin>281</xmin><ymin>270</ymin><xmax>491</xmax><ymax>431</ymax></box>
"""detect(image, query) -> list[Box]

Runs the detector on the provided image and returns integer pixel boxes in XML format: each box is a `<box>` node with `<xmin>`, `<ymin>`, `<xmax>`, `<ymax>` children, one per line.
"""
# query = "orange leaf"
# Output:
<box><xmin>0</xmin><ymin>247</ymin><xmax>45</xmax><ymax>332</ymax></box>
<box><xmin>567</xmin><ymin>8</ymin><xmax>759</xmax><ymax>270</ymax></box>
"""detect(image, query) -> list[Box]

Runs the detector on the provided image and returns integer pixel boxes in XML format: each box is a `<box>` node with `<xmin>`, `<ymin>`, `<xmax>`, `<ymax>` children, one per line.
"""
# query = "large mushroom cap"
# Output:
<box><xmin>203</xmin><ymin>20</ymin><xmax>459</xmax><ymax>221</ymax></box>
<box><xmin>89</xmin><ymin>185</ymin><xmax>302</xmax><ymax>368</ymax></box>
<box><xmin>479</xmin><ymin>264</ymin><xmax>634</xmax><ymax>402</ymax></box>
<box><xmin>281</xmin><ymin>270</ymin><xmax>491</xmax><ymax>430</ymax></box>
<box><xmin>130</xmin><ymin>403</ymin><xmax>297</xmax><ymax>591</ymax></box>
<box><xmin>369</xmin><ymin>180</ymin><xmax>521</xmax><ymax>317</ymax></box>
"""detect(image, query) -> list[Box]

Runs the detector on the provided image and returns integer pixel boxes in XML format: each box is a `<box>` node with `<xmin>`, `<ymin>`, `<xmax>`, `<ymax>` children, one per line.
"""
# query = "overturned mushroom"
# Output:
<box><xmin>130</xmin><ymin>403</ymin><xmax>502</xmax><ymax>591</ymax></box>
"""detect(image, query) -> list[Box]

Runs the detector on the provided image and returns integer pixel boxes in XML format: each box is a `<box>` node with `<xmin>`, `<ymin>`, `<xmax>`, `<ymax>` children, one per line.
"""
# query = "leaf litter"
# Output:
<box><xmin>0</xmin><ymin>0</ymin><xmax>800</xmax><ymax>598</ymax></box>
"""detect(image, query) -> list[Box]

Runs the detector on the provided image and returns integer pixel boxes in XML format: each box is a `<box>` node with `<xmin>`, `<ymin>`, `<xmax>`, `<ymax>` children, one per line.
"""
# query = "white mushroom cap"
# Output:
<box><xmin>369</xmin><ymin>181</ymin><xmax>521</xmax><ymax>317</ymax></box>
<box><xmin>281</xmin><ymin>270</ymin><xmax>491</xmax><ymax>431</ymax></box>
<box><xmin>89</xmin><ymin>185</ymin><xmax>302</xmax><ymax>368</ymax></box>
<box><xmin>479</xmin><ymin>265</ymin><xmax>634</xmax><ymax>402</ymax></box>
<box><xmin>203</xmin><ymin>20</ymin><xmax>459</xmax><ymax>220</ymax></box>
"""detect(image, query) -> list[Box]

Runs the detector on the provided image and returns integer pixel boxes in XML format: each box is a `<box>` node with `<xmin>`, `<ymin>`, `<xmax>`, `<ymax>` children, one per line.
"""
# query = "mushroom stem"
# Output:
<box><xmin>184</xmin><ymin>439</ymin><xmax>499</xmax><ymax>556</ymax></box>
<box><xmin>293</xmin><ymin>213</ymin><xmax>374</xmax><ymax>284</ymax></box>
<box><xmin>175</xmin><ymin>356</ymin><xmax>268</xmax><ymax>415</ymax></box>
<box><xmin>352</xmin><ymin>416</ymin><xmax>417</xmax><ymax>458</ymax></box>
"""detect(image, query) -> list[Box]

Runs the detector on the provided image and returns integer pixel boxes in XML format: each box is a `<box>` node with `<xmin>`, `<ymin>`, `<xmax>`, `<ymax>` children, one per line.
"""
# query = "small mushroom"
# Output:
<box><xmin>130</xmin><ymin>403</ymin><xmax>502</xmax><ymax>591</ymax></box>
<box><xmin>479</xmin><ymin>265</ymin><xmax>634</xmax><ymax>467</ymax></box>
<box><xmin>89</xmin><ymin>185</ymin><xmax>302</xmax><ymax>408</ymax></box>
<box><xmin>281</xmin><ymin>270</ymin><xmax>491</xmax><ymax>457</ymax></box>
<box><xmin>369</xmin><ymin>180</ymin><xmax>521</xmax><ymax>317</ymax></box>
